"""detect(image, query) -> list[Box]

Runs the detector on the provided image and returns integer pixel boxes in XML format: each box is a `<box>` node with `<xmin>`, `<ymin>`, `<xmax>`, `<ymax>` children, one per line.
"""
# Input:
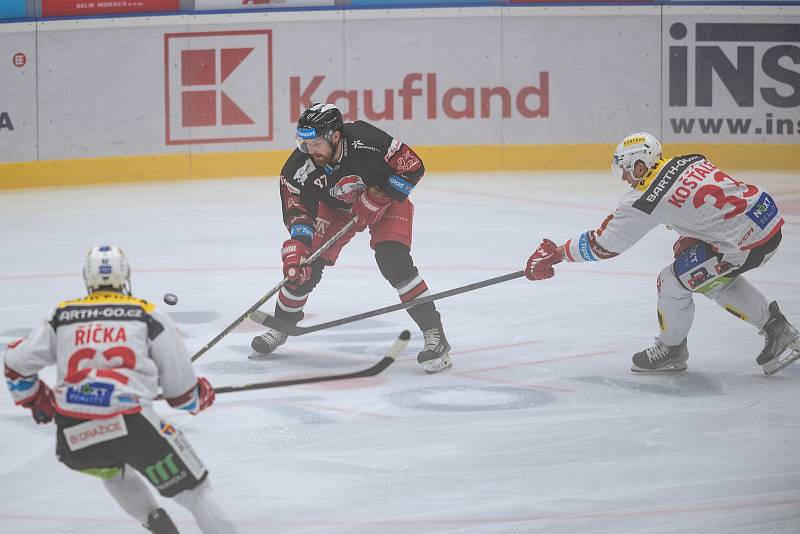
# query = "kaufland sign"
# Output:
<box><xmin>164</xmin><ymin>30</ymin><xmax>273</xmax><ymax>145</ymax></box>
<box><xmin>163</xmin><ymin>30</ymin><xmax>548</xmax><ymax>145</ymax></box>
<box><xmin>289</xmin><ymin>72</ymin><xmax>550</xmax><ymax>122</ymax></box>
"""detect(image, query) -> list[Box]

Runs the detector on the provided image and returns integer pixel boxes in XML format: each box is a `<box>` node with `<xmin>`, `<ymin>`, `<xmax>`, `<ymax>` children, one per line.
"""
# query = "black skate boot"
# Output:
<box><xmin>250</xmin><ymin>328</ymin><xmax>288</xmax><ymax>358</ymax></box>
<box><xmin>417</xmin><ymin>324</ymin><xmax>452</xmax><ymax>374</ymax></box>
<box><xmin>144</xmin><ymin>507</ymin><xmax>179</xmax><ymax>534</ymax></box>
<box><xmin>631</xmin><ymin>338</ymin><xmax>689</xmax><ymax>372</ymax></box>
<box><xmin>756</xmin><ymin>301</ymin><xmax>800</xmax><ymax>375</ymax></box>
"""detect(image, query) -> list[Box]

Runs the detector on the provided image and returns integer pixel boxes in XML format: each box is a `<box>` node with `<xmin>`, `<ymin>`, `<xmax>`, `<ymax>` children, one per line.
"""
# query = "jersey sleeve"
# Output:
<box><xmin>280</xmin><ymin>150</ymin><xmax>322</xmax><ymax>245</ymax></box>
<box><xmin>3</xmin><ymin>311</ymin><xmax>57</xmax><ymax>405</ymax></box>
<box><xmin>146</xmin><ymin>309</ymin><xmax>198</xmax><ymax>405</ymax></box>
<box><xmin>381</xmin><ymin>137</ymin><xmax>425</xmax><ymax>202</ymax></box>
<box><xmin>563</xmin><ymin>195</ymin><xmax>659</xmax><ymax>263</ymax></box>
<box><xmin>350</xmin><ymin>121</ymin><xmax>425</xmax><ymax>202</ymax></box>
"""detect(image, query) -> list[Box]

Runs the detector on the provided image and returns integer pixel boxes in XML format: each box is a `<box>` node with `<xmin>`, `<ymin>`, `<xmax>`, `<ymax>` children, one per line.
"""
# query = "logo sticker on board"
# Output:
<box><xmin>164</xmin><ymin>30</ymin><xmax>273</xmax><ymax>145</ymax></box>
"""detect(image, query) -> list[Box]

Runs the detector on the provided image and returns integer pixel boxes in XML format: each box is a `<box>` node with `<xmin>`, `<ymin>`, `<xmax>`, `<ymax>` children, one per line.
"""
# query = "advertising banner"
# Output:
<box><xmin>27</xmin><ymin>7</ymin><xmax>663</xmax><ymax>160</ymax></box>
<box><xmin>12</xmin><ymin>5</ymin><xmax>798</xmax><ymax>166</ymax></box>
<box><xmin>164</xmin><ymin>29</ymin><xmax>274</xmax><ymax>145</ymax></box>
<box><xmin>194</xmin><ymin>0</ymin><xmax>334</xmax><ymax>10</ymax></box>
<box><xmin>662</xmin><ymin>8</ymin><xmax>800</xmax><ymax>143</ymax></box>
<box><xmin>0</xmin><ymin>0</ymin><xmax>27</xmax><ymax>19</ymax></box>
<box><xmin>41</xmin><ymin>0</ymin><xmax>179</xmax><ymax>17</ymax></box>
<box><xmin>0</xmin><ymin>26</ymin><xmax>37</xmax><ymax>162</ymax></box>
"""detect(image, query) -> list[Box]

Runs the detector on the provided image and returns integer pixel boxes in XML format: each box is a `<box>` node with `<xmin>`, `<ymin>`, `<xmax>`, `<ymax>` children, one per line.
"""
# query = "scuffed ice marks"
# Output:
<box><xmin>389</xmin><ymin>385</ymin><xmax>555</xmax><ymax>412</ymax></box>
<box><xmin>569</xmin><ymin>373</ymin><xmax>723</xmax><ymax>397</ymax></box>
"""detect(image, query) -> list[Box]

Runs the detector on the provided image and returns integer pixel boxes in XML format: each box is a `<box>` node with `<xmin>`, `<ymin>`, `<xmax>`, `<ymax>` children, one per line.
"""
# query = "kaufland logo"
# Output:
<box><xmin>164</xmin><ymin>30</ymin><xmax>273</xmax><ymax>145</ymax></box>
<box><xmin>289</xmin><ymin>72</ymin><xmax>549</xmax><ymax>121</ymax></box>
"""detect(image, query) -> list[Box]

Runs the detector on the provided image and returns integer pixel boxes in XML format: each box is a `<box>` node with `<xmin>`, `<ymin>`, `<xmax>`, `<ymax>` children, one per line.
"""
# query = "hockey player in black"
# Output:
<box><xmin>252</xmin><ymin>103</ymin><xmax>451</xmax><ymax>373</ymax></box>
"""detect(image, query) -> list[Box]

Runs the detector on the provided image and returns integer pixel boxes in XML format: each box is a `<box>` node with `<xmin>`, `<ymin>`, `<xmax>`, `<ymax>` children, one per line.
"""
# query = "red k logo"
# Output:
<box><xmin>164</xmin><ymin>30</ymin><xmax>273</xmax><ymax>145</ymax></box>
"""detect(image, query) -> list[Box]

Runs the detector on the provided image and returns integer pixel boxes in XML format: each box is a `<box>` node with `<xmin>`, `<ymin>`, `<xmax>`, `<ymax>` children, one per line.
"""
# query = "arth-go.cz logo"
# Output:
<box><xmin>164</xmin><ymin>30</ymin><xmax>273</xmax><ymax>145</ymax></box>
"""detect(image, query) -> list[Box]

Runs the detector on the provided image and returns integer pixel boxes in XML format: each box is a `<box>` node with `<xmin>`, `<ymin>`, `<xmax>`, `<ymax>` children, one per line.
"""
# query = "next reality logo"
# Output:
<box><xmin>164</xmin><ymin>30</ymin><xmax>273</xmax><ymax>145</ymax></box>
<box><xmin>668</xmin><ymin>22</ymin><xmax>800</xmax><ymax>108</ymax></box>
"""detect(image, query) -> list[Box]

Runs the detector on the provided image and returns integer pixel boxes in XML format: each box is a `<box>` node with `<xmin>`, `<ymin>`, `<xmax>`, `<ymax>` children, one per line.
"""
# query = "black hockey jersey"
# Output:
<box><xmin>279</xmin><ymin>121</ymin><xmax>425</xmax><ymax>242</ymax></box>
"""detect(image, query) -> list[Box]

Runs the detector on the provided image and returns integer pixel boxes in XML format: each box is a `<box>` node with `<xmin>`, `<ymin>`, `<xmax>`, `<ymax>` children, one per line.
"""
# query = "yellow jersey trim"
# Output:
<box><xmin>57</xmin><ymin>291</ymin><xmax>155</xmax><ymax>314</ymax></box>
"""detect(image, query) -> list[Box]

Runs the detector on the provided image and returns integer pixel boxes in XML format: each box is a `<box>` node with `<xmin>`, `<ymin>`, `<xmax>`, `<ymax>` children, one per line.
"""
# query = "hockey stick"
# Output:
<box><xmin>251</xmin><ymin>270</ymin><xmax>526</xmax><ymax>336</ymax></box>
<box><xmin>213</xmin><ymin>330</ymin><xmax>409</xmax><ymax>394</ymax></box>
<box><xmin>190</xmin><ymin>218</ymin><xmax>357</xmax><ymax>362</ymax></box>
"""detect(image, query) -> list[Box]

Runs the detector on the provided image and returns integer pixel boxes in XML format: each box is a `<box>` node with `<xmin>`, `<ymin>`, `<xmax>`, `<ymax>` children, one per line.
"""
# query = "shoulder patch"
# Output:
<box><xmin>632</xmin><ymin>155</ymin><xmax>704</xmax><ymax>215</ymax></box>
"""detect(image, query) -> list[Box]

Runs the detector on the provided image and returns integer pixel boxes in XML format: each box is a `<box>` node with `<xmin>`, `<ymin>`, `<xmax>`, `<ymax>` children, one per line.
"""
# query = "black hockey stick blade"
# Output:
<box><xmin>251</xmin><ymin>270</ymin><xmax>525</xmax><ymax>336</ymax></box>
<box><xmin>189</xmin><ymin>218</ymin><xmax>356</xmax><ymax>362</ymax></box>
<box><xmin>213</xmin><ymin>330</ymin><xmax>410</xmax><ymax>394</ymax></box>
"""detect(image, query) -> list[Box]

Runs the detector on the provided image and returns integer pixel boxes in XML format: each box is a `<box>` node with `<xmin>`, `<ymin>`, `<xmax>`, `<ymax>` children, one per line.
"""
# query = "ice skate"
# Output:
<box><xmin>631</xmin><ymin>337</ymin><xmax>689</xmax><ymax>372</ymax></box>
<box><xmin>417</xmin><ymin>324</ymin><xmax>452</xmax><ymax>374</ymax></box>
<box><xmin>250</xmin><ymin>328</ymin><xmax>288</xmax><ymax>358</ymax></box>
<box><xmin>144</xmin><ymin>508</ymin><xmax>179</xmax><ymax>534</ymax></box>
<box><xmin>756</xmin><ymin>301</ymin><xmax>800</xmax><ymax>375</ymax></box>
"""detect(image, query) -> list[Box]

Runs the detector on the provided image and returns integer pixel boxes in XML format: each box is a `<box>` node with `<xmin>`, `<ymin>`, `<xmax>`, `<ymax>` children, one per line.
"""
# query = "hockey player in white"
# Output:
<box><xmin>524</xmin><ymin>133</ymin><xmax>800</xmax><ymax>374</ymax></box>
<box><xmin>3</xmin><ymin>246</ymin><xmax>237</xmax><ymax>534</ymax></box>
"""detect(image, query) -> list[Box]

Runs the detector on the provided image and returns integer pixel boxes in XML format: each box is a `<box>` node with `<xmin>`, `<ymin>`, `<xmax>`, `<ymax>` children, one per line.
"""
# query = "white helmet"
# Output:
<box><xmin>612</xmin><ymin>132</ymin><xmax>662</xmax><ymax>182</ymax></box>
<box><xmin>83</xmin><ymin>245</ymin><xmax>131</xmax><ymax>294</ymax></box>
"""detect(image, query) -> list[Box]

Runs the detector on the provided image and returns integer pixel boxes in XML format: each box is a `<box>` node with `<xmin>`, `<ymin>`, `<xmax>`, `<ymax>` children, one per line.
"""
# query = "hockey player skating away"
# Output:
<box><xmin>524</xmin><ymin>132</ymin><xmax>800</xmax><ymax>374</ymax></box>
<box><xmin>251</xmin><ymin>102</ymin><xmax>452</xmax><ymax>373</ymax></box>
<box><xmin>3</xmin><ymin>246</ymin><xmax>237</xmax><ymax>534</ymax></box>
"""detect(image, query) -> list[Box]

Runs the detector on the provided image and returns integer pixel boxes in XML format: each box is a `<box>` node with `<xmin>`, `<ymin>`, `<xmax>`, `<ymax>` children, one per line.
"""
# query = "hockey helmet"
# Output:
<box><xmin>295</xmin><ymin>103</ymin><xmax>343</xmax><ymax>153</ymax></box>
<box><xmin>612</xmin><ymin>132</ymin><xmax>663</xmax><ymax>183</ymax></box>
<box><xmin>83</xmin><ymin>245</ymin><xmax>131</xmax><ymax>294</ymax></box>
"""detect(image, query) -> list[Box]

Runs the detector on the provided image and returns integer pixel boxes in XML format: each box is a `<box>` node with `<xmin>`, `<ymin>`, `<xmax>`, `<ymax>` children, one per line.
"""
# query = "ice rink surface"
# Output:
<box><xmin>1</xmin><ymin>170</ymin><xmax>799</xmax><ymax>533</ymax></box>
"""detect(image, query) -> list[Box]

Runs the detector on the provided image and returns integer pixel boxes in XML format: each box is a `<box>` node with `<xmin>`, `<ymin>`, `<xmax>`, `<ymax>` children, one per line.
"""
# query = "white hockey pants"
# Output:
<box><xmin>656</xmin><ymin>247</ymin><xmax>775</xmax><ymax>346</ymax></box>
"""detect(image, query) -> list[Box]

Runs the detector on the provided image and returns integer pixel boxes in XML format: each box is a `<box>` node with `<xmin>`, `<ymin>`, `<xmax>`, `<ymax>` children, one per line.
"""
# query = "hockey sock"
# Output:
<box><xmin>375</xmin><ymin>241</ymin><xmax>442</xmax><ymax>331</ymax></box>
<box><xmin>706</xmin><ymin>275</ymin><xmax>771</xmax><ymax>329</ymax></box>
<box><xmin>173</xmin><ymin>479</ymin><xmax>237</xmax><ymax>534</ymax></box>
<box><xmin>275</xmin><ymin>286</ymin><xmax>309</xmax><ymax>323</ymax></box>
<box><xmin>102</xmin><ymin>467</ymin><xmax>160</xmax><ymax>525</ymax></box>
<box><xmin>656</xmin><ymin>266</ymin><xmax>696</xmax><ymax>346</ymax></box>
<box><xmin>395</xmin><ymin>274</ymin><xmax>441</xmax><ymax>331</ymax></box>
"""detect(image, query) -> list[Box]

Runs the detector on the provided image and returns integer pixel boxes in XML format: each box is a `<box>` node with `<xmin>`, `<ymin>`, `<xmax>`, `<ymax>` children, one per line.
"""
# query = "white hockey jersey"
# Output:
<box><xmin>4</xmin><ymin>291</ymin><xmax>198</xmax><ymax>419</ymax></box>
<box><xmin>564</xmin><ymin>154</ymin><xmax>784</xmax><ymax>263</ymax></box>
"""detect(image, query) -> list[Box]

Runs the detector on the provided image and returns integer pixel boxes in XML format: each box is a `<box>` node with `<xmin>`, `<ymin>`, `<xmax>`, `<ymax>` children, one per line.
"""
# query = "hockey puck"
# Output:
<box><xmin>163</xmin><ymin>293</ymin><xmax>179</xmax><ymax>306</ymax></box>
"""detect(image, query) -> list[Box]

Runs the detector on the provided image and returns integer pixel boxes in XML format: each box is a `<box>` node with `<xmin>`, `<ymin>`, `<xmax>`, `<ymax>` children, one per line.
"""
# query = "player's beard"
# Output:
<box><xmin>311</xmin><ymin>152</ymin><xmax>330</xmax><ymax>166</ymax></box>
<box><xmin>311</xmin><ymin>139</ymin><xmax>338</xmax><ymax>167</ymax></box>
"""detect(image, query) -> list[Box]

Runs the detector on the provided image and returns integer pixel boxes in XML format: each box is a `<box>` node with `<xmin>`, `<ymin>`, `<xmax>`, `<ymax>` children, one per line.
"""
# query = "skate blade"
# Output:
<box><xmin>421</xmin><ymin>354</ymin><xmax>452</xmax><ymax>374</ymax></box>
<box><xmin>762</xmin><ymin>349</ymin><xmax>800</xmax><ymax>376</ymax></box>
<box><xmin>250</xmin><ymin>337</ymin><xmax>285</xmax><ymax>357</ymax></box>
<box><xmin>248</xmin><ymin>352</ymin><xmax>275</xmax><ymax>361</ymax></box>
<box><xmin>630</xmin><ymin>363</ymin><xmax>688</xmax><ymax>373</ymax></box>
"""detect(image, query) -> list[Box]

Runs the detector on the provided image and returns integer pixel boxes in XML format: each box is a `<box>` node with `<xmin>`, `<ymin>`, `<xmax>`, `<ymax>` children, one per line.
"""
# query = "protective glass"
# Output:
<box><xmin>295</xmin><ymin>128</ymin><xmax>333</xmax><ymax>153</ymax></box>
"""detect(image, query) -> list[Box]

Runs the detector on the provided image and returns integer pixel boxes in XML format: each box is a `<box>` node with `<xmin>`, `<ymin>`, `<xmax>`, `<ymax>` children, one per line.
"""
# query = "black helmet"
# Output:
<box><xmin>296</xmin><ymin>103</ymin><xmax>343</xmax><ymax>139</ymax></box>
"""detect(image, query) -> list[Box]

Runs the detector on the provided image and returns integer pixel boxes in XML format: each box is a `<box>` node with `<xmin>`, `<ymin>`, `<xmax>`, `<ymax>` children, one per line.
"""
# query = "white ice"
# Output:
<box><xmin>1</xmin><ymin>171</ymin><xmax>799</xmax><ymax>533</ymax></box>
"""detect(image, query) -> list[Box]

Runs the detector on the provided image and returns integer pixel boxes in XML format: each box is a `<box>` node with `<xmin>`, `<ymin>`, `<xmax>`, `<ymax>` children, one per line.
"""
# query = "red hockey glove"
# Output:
<box><xmin>281</xmin><ymin>239</ymin><xmax>312</xmax><ymax>286</ymax></box>
<box><xmin>526</xmin><ymin>238</ymin><xmax>562</xmax><ymax>281</ymax></box>
<box><xmin>350</xmin><ymin>188</ymin><xmax>391</xmax><ymax>231</ymax></box>
<box><xmin>22</xmin><ymin>382</ymin><xmax>56</xmax><ymax>424</ymax></box>
<box><xmin>191</xmin><ymin>377</ymin><xmax>215</xmax><ymax>415</ymax></box>
<box><xmin>672</xmin><ymin>236</ymin><xmax>702</xmax><ymax>258</ymax></box>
